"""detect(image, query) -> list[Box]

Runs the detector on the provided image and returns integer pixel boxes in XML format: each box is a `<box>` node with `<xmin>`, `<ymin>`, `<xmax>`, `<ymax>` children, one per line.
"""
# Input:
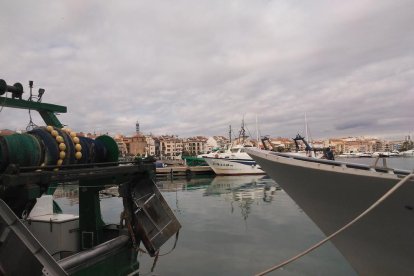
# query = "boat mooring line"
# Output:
<box><xmin>255</xmin><ymin>172</ymin><xmax>414</xmax><ymax>276</ymax></box>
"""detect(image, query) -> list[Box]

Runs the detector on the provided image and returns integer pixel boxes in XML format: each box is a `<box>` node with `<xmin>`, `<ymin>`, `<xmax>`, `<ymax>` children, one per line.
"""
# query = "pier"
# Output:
<box><xmin>156</xmin><ymin>166</ymin><xmax>213</xmax><ymax>178</ymax></box>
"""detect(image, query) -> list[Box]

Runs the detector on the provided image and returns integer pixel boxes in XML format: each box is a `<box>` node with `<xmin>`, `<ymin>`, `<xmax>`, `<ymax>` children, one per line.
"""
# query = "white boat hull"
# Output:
<box><xmin>246</xmin><ymin>148</ymin><xmax>414</xmax><ymax>276</ymax></box>
<box><xmin>402</xmin><ymin>150</ymin><xmax>414</xmax><ymax>157</ymax></box>
<box><xmin>204</xmin><ymin>157</ymin><xmax>265</xmax><ymax>175</ymax></box>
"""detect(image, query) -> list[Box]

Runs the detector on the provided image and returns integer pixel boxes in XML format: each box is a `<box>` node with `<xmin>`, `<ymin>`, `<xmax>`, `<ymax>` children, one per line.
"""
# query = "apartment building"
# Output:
<box><xmin>269</xmin><ymin>137</ymin><xmax>294</xmax><ymax>151</ymax></box>
<box><xmin>184</xmin><ymin>136</ymin><xmax>208</xmax><ymax>155</ymax></box>
<box><xmin>159</xmin><ymin>135</ymin><xmax>183</xmax><ymax>160</ymax></box>
<box><xmin>324</xmin><ymin>138</ymin><xmax>344</xmax><ymax>153</ymax></box>
<box><xmin>323</xmin><ymin>137</ymin><xmax>386</xmax><ymax>153</ymax></box>
<box><xmin>145</xmin><ymin>136</ymin><xmax>156</xmax><ymax>156</ymax></box>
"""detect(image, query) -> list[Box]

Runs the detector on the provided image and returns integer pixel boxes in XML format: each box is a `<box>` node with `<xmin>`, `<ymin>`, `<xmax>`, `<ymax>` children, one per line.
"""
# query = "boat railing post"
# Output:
<box><xmin>372</xmin><ymin>156</ymin><xmax>388</xmax><ymax>169</ymax></box>
<box><xmin>372</xmin><ymin>156</ymin><xmax>380</xmax><ymax>167</ymax></box>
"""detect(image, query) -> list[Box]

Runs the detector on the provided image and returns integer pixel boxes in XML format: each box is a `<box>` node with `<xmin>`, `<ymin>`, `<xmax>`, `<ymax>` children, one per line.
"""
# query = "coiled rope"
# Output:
<box><xmin>255</xmin><ymin>172</ymin><xmax>414</xmax><ymax>276</ymax></box>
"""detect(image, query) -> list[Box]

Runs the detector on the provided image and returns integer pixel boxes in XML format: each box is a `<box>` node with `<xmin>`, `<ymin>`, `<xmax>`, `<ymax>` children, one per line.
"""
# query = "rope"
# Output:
<box><xmin>122</xmin><ymin>200</ymin><xmax>140</xmax><ymax>251</ymax></box>
<box><xmin>151</xmin><ymin>251</ymin><xmax>160</xmax><ymax>272</ymax></box>
<box><xmin>158</xmin><ymin>230</ymin><xmax>180</xmax><ymax>256</ymax></box>
<box><xmin>26</xmin><ymin>109</ymin><xmax>38</xmax><ymax>131</ymax></box>
<box><xmin>0</xmin><ymin>93</ymin><xmax>8</xmax><ymax>114</ymax></box>
<box><xmin>255</xmin><ymin>172</ymin><xmax>414</xmax><ymax>276</ymax></box>
<box><xmin>136</xmin><ymin>230</ymin><xmax>180</xmax><ymax>257</ymax></box>
<box><xmin>134</xmin><ymin>229</ymin><xmax>180</xmax><ymax>274</ymax></box>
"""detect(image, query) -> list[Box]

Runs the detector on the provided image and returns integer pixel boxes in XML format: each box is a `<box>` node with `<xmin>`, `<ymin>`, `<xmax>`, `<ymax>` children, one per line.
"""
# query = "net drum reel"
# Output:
<box><xmin>0</xmin><ymin>126</ymin><xmax>119</xmax><ymax>172</ymax></box>
<box><xmin>0</xmin><ymin>133</ymin><xmax>43</xmax><ymax>171</ymax></box>
<box><xmin>28</xmin><ymin>127</ymin><xmax>60</xmax><ymax>167</ymax></box>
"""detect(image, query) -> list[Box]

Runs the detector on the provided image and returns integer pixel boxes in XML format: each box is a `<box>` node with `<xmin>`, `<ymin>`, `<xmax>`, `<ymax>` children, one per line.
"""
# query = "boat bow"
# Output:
<box><xmin>246</xmin><ymin>147</ymin><xmax>414</xmax><ymax>275</ymax></box>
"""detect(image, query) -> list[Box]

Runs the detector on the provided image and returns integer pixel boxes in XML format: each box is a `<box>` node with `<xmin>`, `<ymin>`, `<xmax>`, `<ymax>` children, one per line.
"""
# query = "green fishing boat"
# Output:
<box><xmin>0</xmin><ymin>79</ymin><xmax>181</xmax><ymax>275</ymax></box>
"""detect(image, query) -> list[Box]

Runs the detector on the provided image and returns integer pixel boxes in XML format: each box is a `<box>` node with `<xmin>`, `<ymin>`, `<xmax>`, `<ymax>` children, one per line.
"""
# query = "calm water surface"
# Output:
<box><xmin>55</xmin><ymin>157</ymin><xmax>414</xmax><ymax>276</ymax></box>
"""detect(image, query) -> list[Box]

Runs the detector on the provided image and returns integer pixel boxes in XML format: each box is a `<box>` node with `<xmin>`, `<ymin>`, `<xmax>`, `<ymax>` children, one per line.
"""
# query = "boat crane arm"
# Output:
<box><xmin>0</xmin><ymin>79</ymin><xmax>67</xmax><ymax>128</ymax></box>
<box><xmin>293</xmin><ymin>134</ymin><xmax>312</xmax><ymax>151</ymax></box>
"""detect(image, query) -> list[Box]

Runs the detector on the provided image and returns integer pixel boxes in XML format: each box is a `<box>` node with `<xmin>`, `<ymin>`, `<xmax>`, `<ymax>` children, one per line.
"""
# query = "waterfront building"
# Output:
<box><xmin>343</xmin><ymin>138</ymin><xmax>368</xmax><ymax>153</ymax></box>
<box><xmin>121</xmin><ymin>134</ymin><xmax>155</xmax><ymax>157</ymax></box>
<box><xmin>311</xmin><ymin>139</ymin><xmax>325</xmax><ymax>149</ymax></box>
<box><xmin>323</xmin><ymin>137</ymin><xmax>380</xmax><ymax>154</ymax></box>
<box><xmin>123</xmin><ymin>134</ymin><xmax>146</xmax><ymax>156</ymax></box>
<box><xmin>372</xmin><ymin>140</ymin><xmax>387</xmax><ymax>152</ymax></box>
<box><xmin>324</xmin><ymin>138</ymin><xmax>344</xmax><ymax>153</ymax></box>
<box><xmin>159</xmin><ymin>135</ymin><xmax>183</xmax><ymax>160</ymax></box>
<box><xmin>114</xmin><ymin>134</ymin><xmax>128</xmax><ymax>156</ymax></box>
<box><xmin>205</xmin><ymin>136</ymin><xmax>229</xmax><ymax>152</ymax></box>
<box><xmin>145</xmin><ymin>135</ymin><xmax>156</xmax><ymax>156</ymax></box>
<box><xmin>269</xmin><ymin>137</ymin><xmax>294</xmax><ymax>151</ymax></box>
<box><xmin>183</xmin><ymin>136</ymin><xmax>208</xmax><ymax>156</ymax></box>
<box><xmin>0</xmin><ymin>129</ymin><xmax>15</xmax><ymax>136</ymax></box>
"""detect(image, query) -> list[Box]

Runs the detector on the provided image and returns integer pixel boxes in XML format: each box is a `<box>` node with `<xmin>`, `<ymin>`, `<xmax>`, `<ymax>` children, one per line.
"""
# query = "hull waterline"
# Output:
<box><xmin>204</xmin><ymin>157</ymin><xmax>265</xmax><ymax>175</ymax></box>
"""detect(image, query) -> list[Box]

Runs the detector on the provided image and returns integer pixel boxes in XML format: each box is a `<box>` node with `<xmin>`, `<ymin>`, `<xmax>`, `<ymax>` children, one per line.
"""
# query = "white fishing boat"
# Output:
<box><xmin>204</xmin><ymin>144</ymin><xmax>265</xmax><ymax>175</ymax></box>
<box><xmin>204</xmin><ymin>120</ymin><xmax>265</xmax><ymax>176</ymax></box>
<box><xmin>245</xmin><ymin>147</ymin><xmax>414</xmax><ymax>275</ymax></box>
<box><xmin>356</xmin><ymin>152</ymin><xmax>373</xmax><ymax>158</ymax></box>
<box><xmin>401</xmin><ymin>149</ymin><xmax>414</xmax><ymax>157</ymax></box>
<box><xmin>337</xmin><ymin>152</ymin><xmax>357</xmax><ymax>158</ymax></box>
<box><xmin>197</xmin><ymin>148</ymin><xmax>224</xmax><ymax>158</ymax></box>
<box><xmin>372</xmin><ymin>151</ymin><xmax>400</xmax><ymax>158</ymax></box>
<box><xmin>337</xmin><ymin>152</ymin><xmax>373</xmax><ymax>158</ymax></box>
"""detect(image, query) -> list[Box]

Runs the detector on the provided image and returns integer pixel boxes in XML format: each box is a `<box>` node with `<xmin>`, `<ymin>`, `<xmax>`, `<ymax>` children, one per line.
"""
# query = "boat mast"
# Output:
<box><xmin>239</xmin><ymin>118</ymin><xmax>246</xmax><ymax>144</ymax></box>
<box><xmin>304</xmin><ymin>112</ymin><xmax>312</xmax><ymax>147</ymax></box>
<box><xmin>255</xmin><ymin>115</ymin><xmax>259</xmax><ymax>148</ymax></box>
<box><xmin>304</xmin><ymin>112</ymin><xmax>309</xmax><ymax>142</ymax></box>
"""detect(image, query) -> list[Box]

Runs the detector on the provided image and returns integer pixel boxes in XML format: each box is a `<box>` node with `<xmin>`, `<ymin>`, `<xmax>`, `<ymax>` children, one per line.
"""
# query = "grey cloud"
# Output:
<box><xmin>335</xmin><ymin>120</ymin><xmax>377</xmax><ymax>131</ymax></box>
<box><xmin>1</xmin><ymin>0</ymin><xmax>413</xmax><ymax>139</ymax></box>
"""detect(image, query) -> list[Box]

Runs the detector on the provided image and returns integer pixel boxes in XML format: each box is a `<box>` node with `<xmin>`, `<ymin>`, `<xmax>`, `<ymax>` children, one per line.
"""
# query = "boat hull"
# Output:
<box><xmin>402</xmin><ymin>150</ymin><xmax>414</xmax><ymax>157</ymax></box>
<box><xmin>246</xmin><ymin>148</ymin><xmax>414</xmax><ymax>276</ymax></box>
<box><xmin>204</xmin><ymin>157</ymin><xmax>265</xmax><ymax>175</ymax></box>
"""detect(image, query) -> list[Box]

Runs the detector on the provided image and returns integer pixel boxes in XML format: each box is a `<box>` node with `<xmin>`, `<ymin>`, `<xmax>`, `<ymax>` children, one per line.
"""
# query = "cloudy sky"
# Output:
<box><xmin>1</xmin><ymin>0</ymin><xmax>413</xmax><ymax>140</ymax></box>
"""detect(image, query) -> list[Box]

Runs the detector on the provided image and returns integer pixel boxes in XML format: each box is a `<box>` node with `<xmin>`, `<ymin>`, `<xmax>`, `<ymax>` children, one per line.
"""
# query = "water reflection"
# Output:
<box><xmin>157</xmin><ymin>176</ymin><xmax>280</xmax><ymax>220</ymax></box>
<box><xmin>54</xmin><ymin>176</ymin><xmax>357</xmax><ymax>276</ymax></box>
<box><xmin>157</xmin><ymin>177</ymin><xmax>212</xmax><ymax>192</ymax></box>
<box><xmin>206</xmin><ymin>175</ymin><xmax>279</xmax><ymax>202</ymax></box>
<box><xmin>209</xmin><ymin>176</ymin><xmax>279</xmax><ymax>220</ymax></box>
<box><xmin>53</xmin><ymin>185</ymin><xmax>79</xmax><ymax>204</ymax></box>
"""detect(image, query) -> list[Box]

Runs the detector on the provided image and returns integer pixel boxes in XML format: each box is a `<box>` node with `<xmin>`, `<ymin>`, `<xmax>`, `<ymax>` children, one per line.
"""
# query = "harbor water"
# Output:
<box><xmin>55</xmin><ymin>157</ymin><xmax>414</xmax><ymax>276</ymax></box>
